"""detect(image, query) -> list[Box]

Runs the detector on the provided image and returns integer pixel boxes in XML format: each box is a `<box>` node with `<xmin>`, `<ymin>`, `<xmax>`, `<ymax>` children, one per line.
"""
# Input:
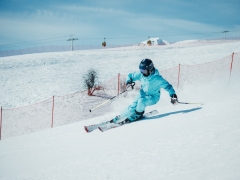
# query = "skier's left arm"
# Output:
<box><xmin>159</xmin><ymin>76</ymin><xmax>178</xmax><ymax>105</ymax></box>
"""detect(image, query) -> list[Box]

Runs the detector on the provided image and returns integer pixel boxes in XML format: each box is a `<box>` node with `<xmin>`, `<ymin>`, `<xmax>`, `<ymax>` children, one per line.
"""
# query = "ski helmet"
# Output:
<box><xmin>139</xmin><ymin>58</ymin><xmax>154</xmax><ymax>76</ymax></box>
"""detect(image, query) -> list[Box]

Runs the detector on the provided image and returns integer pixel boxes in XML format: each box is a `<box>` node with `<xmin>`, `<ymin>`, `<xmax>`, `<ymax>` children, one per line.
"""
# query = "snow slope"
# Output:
<box><xmin>0</xmin><ymin>41</ymin><xmax>240</xmax><ymax>180</ymax></box>
<box><xmin>1</xmin><ymin>41</ymin><xmax>240</xmax><ymax>108</ymax></box>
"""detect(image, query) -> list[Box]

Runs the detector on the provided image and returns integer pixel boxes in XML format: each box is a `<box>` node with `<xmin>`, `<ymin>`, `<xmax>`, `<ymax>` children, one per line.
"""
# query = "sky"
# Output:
<box><xmin>0</xmin><ymin>0</ymin><xmax>240</xmax><ymax>50</ymax></box>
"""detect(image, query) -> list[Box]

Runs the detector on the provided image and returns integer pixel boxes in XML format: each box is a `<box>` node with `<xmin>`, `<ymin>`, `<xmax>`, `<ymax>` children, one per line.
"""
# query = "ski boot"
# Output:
<box><xmin>111</xmin><ymin>115</ymin><xmax>121</xmax><ymax>123</ymax></box>
<box><xmin>127</xmin><ymin>110</ymin><xmax>144</xmax><ymax>122</ymax></box>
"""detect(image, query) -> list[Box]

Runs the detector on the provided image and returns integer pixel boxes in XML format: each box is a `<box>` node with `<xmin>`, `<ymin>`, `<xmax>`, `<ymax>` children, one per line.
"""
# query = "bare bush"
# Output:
<box><xmin>83</xmin><ymin>69</ymin><xmax>101</xmax><ymax>96</ymax></box>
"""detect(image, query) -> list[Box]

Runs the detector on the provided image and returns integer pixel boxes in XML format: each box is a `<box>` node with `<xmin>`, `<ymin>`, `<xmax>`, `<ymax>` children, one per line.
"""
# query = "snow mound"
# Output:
<box><xmin>138</xmin><ymin>37</ymin><xmax>169</xmax><ymax>46</ymax></box>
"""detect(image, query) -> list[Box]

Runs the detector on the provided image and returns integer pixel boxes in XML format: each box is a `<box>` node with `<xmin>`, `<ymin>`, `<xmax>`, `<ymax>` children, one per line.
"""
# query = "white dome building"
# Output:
<box><xmin>139</xmin><ymin>37</ymin><xmax>169</xmax><ymax>46</ymax></box>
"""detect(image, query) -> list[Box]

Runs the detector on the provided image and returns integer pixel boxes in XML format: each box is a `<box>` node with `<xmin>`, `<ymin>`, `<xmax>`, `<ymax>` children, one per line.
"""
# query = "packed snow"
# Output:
<box><xmin>0</xmin><ymin>40</ymin><xmax>240</xmax><ymax>180</ymax></box>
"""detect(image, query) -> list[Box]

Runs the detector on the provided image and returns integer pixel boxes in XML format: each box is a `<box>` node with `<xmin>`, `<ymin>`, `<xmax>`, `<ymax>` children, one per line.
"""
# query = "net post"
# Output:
<box><xmin>51</xmin><ymin>96</ymin><xmax>55</xmax><ymax>128</ymax></box>
<box><xmin>0</xmin><ymin>106</ymin><xmax>2</xmax><ymax>140</ymax></box>
<box><xmin>118</xmin><ymin>73</ymin><xmax>120</xmax><ymax>95</ymax></box>
<box><xmin>229</xmin><ymin>52</ymin><xmax>234</xmax><ymax>84</ymax></box>
<box><xmin>177</xmin><ymin>64</ymin><xmax>181</xmax><ymax>89</ymax></box>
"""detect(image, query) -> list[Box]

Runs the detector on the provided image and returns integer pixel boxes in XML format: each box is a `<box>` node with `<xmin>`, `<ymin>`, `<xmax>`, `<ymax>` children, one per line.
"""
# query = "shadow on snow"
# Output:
<box><xmin>142</xmin><ymin>107</ymin><xmax>202</xmax><ymax>121</ymax></box>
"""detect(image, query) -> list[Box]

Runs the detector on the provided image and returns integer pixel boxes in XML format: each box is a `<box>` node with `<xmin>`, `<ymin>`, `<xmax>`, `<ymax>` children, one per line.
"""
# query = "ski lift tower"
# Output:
<box><xmin>67</xmin><ymin>34</ymin><xmax>78</xmax><ymax>51</ymax></box>
<box><xmin>222</xmin><ymin>30</ymin><xmax>229</xmax><ymax>40</ymax></box>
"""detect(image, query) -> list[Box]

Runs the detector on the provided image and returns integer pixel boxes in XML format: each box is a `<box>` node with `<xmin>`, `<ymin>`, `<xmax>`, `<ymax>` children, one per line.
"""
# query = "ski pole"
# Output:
<box><xmin>89</xmin><ymin>82</ymin><xmax>135</xmax><ymax>112</ymax></box>
<box><xmin>177</xmin><ymin>101</ymin><xmax>203</xmax><ymax>105</ymax></box>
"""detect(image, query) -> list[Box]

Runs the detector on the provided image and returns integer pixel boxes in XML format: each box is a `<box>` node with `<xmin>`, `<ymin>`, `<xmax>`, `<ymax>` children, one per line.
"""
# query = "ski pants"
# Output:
<box><xmin>121</xmin><ymin>93</ymin><xmax>160</xmax><ymax>121</ymax></box>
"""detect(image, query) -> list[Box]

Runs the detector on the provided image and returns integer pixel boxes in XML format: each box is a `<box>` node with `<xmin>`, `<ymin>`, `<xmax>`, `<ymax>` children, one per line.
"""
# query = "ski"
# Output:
<box><xmin>84</xmin><ymin>121</ymin><xmax>111</xmax><ymax>133</ymax></box>
<box><xmin>84</xmin><ymin>110</ymin><xmax>158</xmax><ymax>133</ymax></box>
<box><xmin>98</xmin><ymin>110</ymin><xmax>158</xmax><ymax>132</ymax></box>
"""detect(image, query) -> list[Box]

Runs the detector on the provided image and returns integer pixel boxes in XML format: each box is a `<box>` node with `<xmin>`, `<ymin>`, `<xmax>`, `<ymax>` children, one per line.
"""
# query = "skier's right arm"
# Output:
<box><xmin>126</xmin><ymin>71</ymin><xmax>141</xmax><ymax>84</ymax></box>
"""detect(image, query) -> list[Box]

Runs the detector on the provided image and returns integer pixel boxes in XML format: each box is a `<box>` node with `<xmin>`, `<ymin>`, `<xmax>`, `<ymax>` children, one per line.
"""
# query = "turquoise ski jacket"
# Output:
<box><xmin>126</xmin><ymin>68</ymin><xmax>176</xmax><ymax>99</ymax></box>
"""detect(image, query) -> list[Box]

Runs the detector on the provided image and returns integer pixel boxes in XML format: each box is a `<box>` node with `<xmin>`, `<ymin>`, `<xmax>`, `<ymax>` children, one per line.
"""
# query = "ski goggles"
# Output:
<box><xmin>140</xmin><ymin>68</ymin><xmax>148</xmax><ymax>75</ymax></box>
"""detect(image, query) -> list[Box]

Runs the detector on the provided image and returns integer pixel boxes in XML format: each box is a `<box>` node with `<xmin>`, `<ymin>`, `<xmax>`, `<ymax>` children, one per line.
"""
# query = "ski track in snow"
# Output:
<box><xmin>0</xmin><ymin>41</ymin><xmax>240</xmax><ymax>180</ymax></box>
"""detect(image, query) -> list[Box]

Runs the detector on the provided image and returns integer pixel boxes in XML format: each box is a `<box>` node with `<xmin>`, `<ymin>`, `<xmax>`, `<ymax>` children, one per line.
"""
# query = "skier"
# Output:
<box><xmin>113</xmin><ymin>58</ymin><xmax>178</xmax><ymax>123</ymax></box>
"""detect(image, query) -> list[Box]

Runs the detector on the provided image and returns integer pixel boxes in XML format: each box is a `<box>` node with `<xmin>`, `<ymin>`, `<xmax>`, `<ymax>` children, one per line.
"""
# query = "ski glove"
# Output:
<box><xmin>126</xmin><ymin>78</ymin><xmax>133</xmax><ymax>85</ymax></box>
<box><xmin>171</xmin><ymin>94</ymin><xmax>178</xmax><ymax>105</ymax></box>
<box><xmin>126</xmin><ymin>78</ymin><xmax>134</xmax><ymax>89</ymax></box>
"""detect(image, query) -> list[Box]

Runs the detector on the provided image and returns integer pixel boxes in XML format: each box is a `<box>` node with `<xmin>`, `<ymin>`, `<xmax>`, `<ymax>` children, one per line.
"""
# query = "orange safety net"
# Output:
<box><xmin>0</xmin><ymin>53</ymin><xmax>239</xmax><ymax>139</ymax></box>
